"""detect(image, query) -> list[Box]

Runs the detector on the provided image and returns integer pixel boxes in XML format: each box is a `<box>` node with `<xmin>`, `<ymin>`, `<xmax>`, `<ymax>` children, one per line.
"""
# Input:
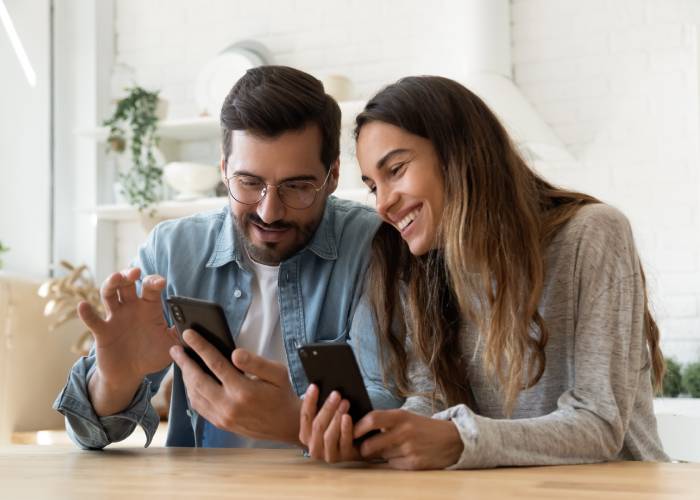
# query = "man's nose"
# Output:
<box><xmin>256</xmin><ymin>186</ymin><xmax>286</xmax><ymax>224</ymax></box>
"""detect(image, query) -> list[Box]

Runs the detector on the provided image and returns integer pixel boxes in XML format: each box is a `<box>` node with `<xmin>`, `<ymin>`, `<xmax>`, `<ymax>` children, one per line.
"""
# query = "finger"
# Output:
<box><xmin>170</xmin><ymin>344</ymin><xmax>221</xmax><ymax>411</ymax></box>
<box><xmin>359</xmin><ymin>425</ymin><xmax>403</xmax><ymax>459</ymax></box>
<box><xmin>140</xmin><ymin>274</ymin><xmax>166</xmax><ymax>302</ymax></box>
<box><xmin>353</xmin><ymin>409</ymin><xmax>401</xmax><ymax>438</ymax></box>
<box><xmin>323</xmin><ymin>400</ymin><xmax>348</xmax><ymax>463</ymax></box>
<box><xmin>99</xmin><ymin>272</ymin><xmax>126</xmax><ymax>314</ymax></box>
<box><xmin>299</xmin><ymin>384</ymin><xmax>320</xmax><ymax>445</ymax></box>
<box><xmin>339</xmin><ymin>413</ymin><xmax>357</xmax><ymax>460</ymax></box>
<box><xmin>116</xmin><ymin>268</ymin><xmax>141</xmax><ymax>303</ymax></box>
<box><xmin>77</xmin><ymin>301</ymin><xmax>107</xmax><ymax>336</ymax></box>
<box><xmin>232</xmin><ymin>349</ymin><xmax>288</xmax><ymax>387</ymax></box>
<box><xmin>183</xmin><ymin>329</ymin><xmax>242</xmax><ymax>388</ymax></box>
<box><xmin>308</xmin><ymin>391</ymin><xmax>342</xmax><ymax>460</ymax></box>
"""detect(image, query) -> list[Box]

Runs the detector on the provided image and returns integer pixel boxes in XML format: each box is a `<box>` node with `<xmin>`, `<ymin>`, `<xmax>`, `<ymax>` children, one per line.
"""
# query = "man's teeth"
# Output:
<box><xmin>397</xmin><ymin>208</ymin><xmax>420</xmax><ymax>231</ymax></box>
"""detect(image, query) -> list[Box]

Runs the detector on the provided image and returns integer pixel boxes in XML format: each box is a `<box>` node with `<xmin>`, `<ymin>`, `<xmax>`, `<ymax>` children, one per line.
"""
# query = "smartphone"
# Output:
<box><xmin>298</xmin><ymin>343</ymin><xmax>377</xmax><ymax>442</ymax></box>
<box><xmin>166</xmin><ymin>295</ymin><xmax>237</xmax><ymax>382</ymax></box>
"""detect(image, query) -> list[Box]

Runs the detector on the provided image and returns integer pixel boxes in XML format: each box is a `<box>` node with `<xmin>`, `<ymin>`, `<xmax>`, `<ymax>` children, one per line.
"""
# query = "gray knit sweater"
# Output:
<box><xmin>402</xmin><ymin>204</ymin><xmax>669</xmax><ymax>468</ymax></box>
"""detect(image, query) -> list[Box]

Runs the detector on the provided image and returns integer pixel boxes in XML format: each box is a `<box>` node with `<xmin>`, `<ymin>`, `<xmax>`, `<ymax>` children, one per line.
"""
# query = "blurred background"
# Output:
<box><xmin>0</xmin><ymin>0</ymin><xmax>699</xmax><ymax>452</ymax></box>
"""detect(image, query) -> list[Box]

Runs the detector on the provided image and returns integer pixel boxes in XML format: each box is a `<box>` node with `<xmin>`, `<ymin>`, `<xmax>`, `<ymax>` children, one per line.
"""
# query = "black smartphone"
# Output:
<box><xmin>298</xmin><ymin>343</ymin><xmax>377</xmax><ymax>443</ymax></box>
<box><xmin>166</xmin><ymin>296</ymin><xmax>237</xmax><ymax>381</ymax></box>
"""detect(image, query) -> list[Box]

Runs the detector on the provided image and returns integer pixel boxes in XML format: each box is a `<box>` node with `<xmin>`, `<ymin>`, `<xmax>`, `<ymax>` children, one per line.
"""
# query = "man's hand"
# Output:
<box><xmin>170</xmin><ymin>329</ymin><xmax>301</xmax><ymax>444</ymax></box>
<box><xmin>354</xmin><ymin>410</ymin><xmax>464</xmax><ymax>470</ymax></box>
<box><xmin>80</xmin><ymin>267</ymin><xmax>178</xmax><ymax>416</ymax></box>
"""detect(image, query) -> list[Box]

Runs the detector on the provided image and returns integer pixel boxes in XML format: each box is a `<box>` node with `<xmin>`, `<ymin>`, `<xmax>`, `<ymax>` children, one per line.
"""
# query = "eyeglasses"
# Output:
<box><xmin>225</xmin><ymin>169</ymin><xmax>332</xmax><ymax>210</ymax></box>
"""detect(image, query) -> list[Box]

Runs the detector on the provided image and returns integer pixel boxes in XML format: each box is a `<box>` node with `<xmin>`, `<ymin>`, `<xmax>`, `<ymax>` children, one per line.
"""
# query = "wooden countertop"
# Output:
<box><xmin>1</xmin><ymin>445</ymin><xmax>698</xmax><ymax>499</ymax></box>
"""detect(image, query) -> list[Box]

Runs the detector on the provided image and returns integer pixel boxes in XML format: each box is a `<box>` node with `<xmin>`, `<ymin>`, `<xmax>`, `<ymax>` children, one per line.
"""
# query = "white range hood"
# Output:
<box><xmin>461</xmin><ymin>0</ymin><xmax>573</xmax><ymax>164</ymax></box>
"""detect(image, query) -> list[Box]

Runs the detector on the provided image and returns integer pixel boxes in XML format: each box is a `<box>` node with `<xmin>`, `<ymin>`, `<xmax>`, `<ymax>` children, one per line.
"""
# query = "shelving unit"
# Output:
<box><xmin>81</xmin><ymin>100</ymin><xmax>370</xmax><ymax>278</ymax></box>
<box><xmin>77</xmin><ymin>100</ymin><xmax>366</xmax><ymax>143</ymax></box>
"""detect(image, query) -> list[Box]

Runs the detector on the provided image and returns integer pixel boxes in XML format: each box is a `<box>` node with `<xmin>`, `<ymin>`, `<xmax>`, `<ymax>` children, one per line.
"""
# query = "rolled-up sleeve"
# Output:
<box><xmin>53</xmin><ymin>353</ymin><xmax>163</xmax><ymax>449</ymax></box>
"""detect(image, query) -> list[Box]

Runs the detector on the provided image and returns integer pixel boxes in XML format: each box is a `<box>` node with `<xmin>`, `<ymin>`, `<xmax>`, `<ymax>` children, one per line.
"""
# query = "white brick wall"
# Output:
<box><xmin>512</xmin><ymin>0</ymin><xmax>700</xmax><ymax>363</ymax></box>
<box><xmin>110</xmin><ymin>0</ymin><xmax>700</xmax><ymax>362</ymax></box>
<box><xmin>112</xmin><ymin>0</ymin><xmax>480</xmax><ymax>118</ymax></box>
<box><xmin>111</xmin><ymin>0</ymin><xmax>482</xmax><ymax>191</ymax></box>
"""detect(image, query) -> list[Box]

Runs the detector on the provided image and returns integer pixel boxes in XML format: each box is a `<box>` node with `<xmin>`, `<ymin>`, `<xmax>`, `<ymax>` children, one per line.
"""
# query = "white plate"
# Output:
<box><xmin>194</xmin><ymin>47</ymin><xmax>265</xmax><ymax>117</ymax></box>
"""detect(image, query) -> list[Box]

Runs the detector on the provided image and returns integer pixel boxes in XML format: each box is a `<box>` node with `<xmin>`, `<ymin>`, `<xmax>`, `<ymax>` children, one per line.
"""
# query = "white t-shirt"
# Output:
<box><xmin>235</xmin><ymin>252</ymin><xmax>286</xmax><ymax>366</ymax></box>
<box><xmin>201</xmin><ymin>251</ymin><xmax>289</xmax><ymax>448</ymax></box>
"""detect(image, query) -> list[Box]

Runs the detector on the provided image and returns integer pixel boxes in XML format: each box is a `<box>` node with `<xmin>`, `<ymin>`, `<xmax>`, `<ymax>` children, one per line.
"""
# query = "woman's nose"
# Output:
<box><xmin>374</xmin><ymin>185</ymin><xmax>398</xmax><ymax>219</ymax></box>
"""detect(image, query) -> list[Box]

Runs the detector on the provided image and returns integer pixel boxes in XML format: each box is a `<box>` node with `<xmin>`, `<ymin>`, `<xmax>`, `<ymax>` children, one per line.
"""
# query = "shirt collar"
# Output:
<box><xmin>206</xmin><ymin>197</ymin><xmax>338</xmax><ymax>269</ymax></box>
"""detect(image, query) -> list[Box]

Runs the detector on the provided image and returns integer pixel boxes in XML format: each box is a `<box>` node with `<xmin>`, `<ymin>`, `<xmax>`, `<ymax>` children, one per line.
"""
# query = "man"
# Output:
<box><xmin>54</xmin><ymin>66</ymin><xmax>401</xmax><ymax>449</ymax></box>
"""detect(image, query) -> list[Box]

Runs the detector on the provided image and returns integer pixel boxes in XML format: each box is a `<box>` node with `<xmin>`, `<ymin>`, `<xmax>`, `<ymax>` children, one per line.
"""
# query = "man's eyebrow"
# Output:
<box><xmin>376</xmin><ymin>148</ymin><xmax>411</xmax><ymax>170</ymax></box>
<box><xmin>231</xmin><ymin>170</ymin><xmax>319</xmax><ymax>183</ymax></box>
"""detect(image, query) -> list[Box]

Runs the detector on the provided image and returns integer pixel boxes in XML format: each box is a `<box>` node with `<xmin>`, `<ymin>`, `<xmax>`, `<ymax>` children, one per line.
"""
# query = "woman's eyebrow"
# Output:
<box><xmin>376</xmin><ymin>148</ymin><xmax>411</xmax><ymax>170</ymax></box>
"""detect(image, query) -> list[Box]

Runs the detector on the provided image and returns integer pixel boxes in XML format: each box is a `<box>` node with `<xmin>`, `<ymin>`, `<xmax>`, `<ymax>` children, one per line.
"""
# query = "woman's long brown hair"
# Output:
<box><xmin>356</xmin><ymin>76</ymin><xmax>664</xmax><ymax>413</ymax></box>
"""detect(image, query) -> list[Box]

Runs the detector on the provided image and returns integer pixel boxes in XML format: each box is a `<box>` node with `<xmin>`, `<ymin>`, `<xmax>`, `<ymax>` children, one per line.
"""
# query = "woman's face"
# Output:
<box><xmin>356</xmin><ymin>121</ymin><xmax>445</xmax><ymax>256</ymax></box>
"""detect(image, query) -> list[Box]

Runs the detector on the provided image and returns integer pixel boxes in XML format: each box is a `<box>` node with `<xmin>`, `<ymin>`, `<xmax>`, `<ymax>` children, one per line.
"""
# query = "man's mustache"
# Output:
<box><xmin>245</xmin><ymin>213</ymin><xmax>295</xmax><ymax>231</ymax></box>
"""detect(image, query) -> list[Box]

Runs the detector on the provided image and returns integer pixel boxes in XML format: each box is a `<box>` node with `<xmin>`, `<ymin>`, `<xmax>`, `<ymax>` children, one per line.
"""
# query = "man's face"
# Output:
<box><xmin>221</xmin><ymin>125</ymin><xmax>338</xmax><ymax>265</ymax></box>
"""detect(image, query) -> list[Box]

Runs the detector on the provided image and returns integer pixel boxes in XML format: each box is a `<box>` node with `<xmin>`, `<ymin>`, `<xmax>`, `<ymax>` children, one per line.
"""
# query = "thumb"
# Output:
<box><xmin>232</xmin><ymin>348</ymin><xmax>289</xmax><ymax>387</ymax></box>
<box><xmin>77</xmin><ymin>301</ymin><xmax>107</xmax><ymax>336</ymax></box>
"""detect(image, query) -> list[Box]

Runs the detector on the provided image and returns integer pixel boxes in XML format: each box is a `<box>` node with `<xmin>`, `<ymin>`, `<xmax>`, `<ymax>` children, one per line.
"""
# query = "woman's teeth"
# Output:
<box><xmin>397</xmin><ymin>208</ymin><xmax>420</xmax><ymax>231</ymax></box>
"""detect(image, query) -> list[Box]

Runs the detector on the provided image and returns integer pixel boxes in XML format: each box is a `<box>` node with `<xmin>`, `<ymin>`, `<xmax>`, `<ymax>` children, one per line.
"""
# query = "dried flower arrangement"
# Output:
<box><xmin>38</xmin><ymin>261</ymin><xmax>103</xmax><ymax>355</ymax></box>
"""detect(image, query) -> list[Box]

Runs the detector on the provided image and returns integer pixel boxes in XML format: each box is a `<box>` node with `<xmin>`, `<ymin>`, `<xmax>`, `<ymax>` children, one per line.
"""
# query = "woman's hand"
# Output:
<box><xmin>299</xmin><ymin>384</ymin><xmax>363</xmax><ymax>463</ymax></box>
<box><xmin>354</xmin><ymin>409</ymin><xmax>464</xmax><ymax>470</ymax></box>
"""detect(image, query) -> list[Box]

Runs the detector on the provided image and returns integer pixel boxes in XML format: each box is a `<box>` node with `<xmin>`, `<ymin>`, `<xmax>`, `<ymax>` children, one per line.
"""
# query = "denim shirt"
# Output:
<box><xmin>53</xmin><ymin>196</ymin><xmax>402</xmax><ymax>449</ymax></box>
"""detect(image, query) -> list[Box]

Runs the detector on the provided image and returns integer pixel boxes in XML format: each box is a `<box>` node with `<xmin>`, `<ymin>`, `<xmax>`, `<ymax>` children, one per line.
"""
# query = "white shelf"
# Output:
<box><xmin>92</xmin><ymin>197</ymin><xmax>229</xmax><ymax>221</ymax></box>
<box><xmin>76</xmin><ymin>100</ymin><xmax>367</xmax><ymax>142</ymax></box>
<box><xmin>90</xmin><ymin>189</ymin><xmax>373</xmax><ymax>222</ymax></box>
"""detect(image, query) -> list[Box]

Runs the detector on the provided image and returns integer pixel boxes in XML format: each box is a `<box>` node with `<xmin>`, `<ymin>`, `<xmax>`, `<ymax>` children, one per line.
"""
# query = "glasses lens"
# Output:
<box><xmin>278</xmin><ymin>181</ymin><xmax>317</xmax><ymax>209</ymax></box>
<box><xmin>229</xmin><ymin>176</ymin><xmax>264</xmax><ymax>204</ymax></box>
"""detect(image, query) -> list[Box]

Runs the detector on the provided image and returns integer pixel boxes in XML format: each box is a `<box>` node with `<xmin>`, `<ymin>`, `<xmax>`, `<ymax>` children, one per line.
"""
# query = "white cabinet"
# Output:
<box><xmin>82</xmin><ymin>101</ymin><xmax>372</xmax><ymax>279</ymax></box>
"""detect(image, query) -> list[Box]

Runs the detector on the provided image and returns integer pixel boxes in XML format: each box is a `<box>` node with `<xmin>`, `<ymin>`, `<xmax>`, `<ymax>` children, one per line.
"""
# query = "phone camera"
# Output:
<box><xmin>300</xmin><ymin>350</ymin><xmax>307</xmax><ymax>358</ymax></box>
<box><xmin>172</xmin><ymin>305</ymin><xmax>185</xmax><ymax>323</ymax></box>
<box><xmin>312</xmin><ymin>350</ymin><xmax>318</xmax><ymax>356</ymax></box>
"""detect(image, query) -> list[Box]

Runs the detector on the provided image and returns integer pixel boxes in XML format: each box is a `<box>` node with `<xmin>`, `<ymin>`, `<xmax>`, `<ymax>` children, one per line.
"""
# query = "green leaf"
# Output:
<box><xmin>102</xmin><ymin>86</ymin><xmax>163</xmax><ymax>212</ymax></box>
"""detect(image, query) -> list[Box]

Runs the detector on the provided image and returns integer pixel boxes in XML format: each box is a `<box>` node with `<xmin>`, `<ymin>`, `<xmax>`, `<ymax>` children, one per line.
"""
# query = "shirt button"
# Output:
<box><xmin>233</xmin><ymin>289</ymin><xmax>242</xmax><ymax>298</ymax></box>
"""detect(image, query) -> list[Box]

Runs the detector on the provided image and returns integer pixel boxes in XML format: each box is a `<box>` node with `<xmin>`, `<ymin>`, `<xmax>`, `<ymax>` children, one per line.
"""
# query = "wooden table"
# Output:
<box><xmin>0</xmin><ymin>446</ymin><xmax>697</xmax><ymax>499</ymax></box>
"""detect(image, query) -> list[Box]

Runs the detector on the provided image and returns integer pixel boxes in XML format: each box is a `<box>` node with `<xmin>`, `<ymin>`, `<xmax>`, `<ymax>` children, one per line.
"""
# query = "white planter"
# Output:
<box><xmin>653</xmin><ymin>398</ymin><xmax>700</xmax><ymax>462</ymax></box>
<box><xmin>163</xmin><ymin>162</ymin><xmax>220</xmax><ymax>201</ymax></box>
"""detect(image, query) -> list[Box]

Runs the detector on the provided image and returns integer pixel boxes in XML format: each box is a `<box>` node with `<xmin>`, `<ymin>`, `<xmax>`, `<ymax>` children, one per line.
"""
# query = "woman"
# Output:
<box><xmin>298</xmin><ymin>76</ymin><xmax>668</xmax><ymax>470</ymax></box>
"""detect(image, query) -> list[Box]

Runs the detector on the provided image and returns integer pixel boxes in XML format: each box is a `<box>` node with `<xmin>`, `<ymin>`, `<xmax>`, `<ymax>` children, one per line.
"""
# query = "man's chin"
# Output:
<box><xmin>243</xmin><ymin>231</ymin><xmax>306</xmax><ymax>265</ymax></box>
<box><xmin>245</xmin><ymin>241</ymin><xmax>287</xmax><ymax>265</ymax></box>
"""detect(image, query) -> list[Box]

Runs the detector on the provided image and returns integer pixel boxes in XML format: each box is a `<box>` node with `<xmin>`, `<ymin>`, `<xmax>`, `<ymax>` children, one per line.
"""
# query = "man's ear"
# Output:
<box><xmin>327</xmin><ymin>158</ymin><xmax>340</xmax><ymax>194</ymax></box>
<box><xmin>220</xmin><ymin>157</ymin><xmax>227</xmax><ymax>183</ymax></box>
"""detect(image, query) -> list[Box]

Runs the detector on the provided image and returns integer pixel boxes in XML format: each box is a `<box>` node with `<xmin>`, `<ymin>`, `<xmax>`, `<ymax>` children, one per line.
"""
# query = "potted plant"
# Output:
<box><xmin>0</xmin><ymin>240</ymin><xmax>9</xmax><ymax>269</ymax></box>
<box><xmin>103</xmin><ymin>86</ymin><xmax>164</xmax><ymax>212</ymax></box>
<box><xmin>662</xmin><ymin>358</ymin><xmax>683</xmax><ymax>397</ymax></box>
<box><xmin>683</xmin><ymin>362</ymin><xmax>700</xmax><ymax>398</ymax></box>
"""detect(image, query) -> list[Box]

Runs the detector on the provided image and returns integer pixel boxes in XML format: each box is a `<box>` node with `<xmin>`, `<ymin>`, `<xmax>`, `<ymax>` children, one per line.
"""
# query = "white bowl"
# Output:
<box><xmin>163</xmin><ymin>162</ymin><xmax>221</xmax><ymax>201</ymax></box>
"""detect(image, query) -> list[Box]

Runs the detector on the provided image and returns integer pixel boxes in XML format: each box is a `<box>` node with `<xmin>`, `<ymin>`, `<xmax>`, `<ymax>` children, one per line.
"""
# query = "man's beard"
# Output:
<box><xmin>233</xmin><ymin>212</ymin><xmax>317</xmax><ymax>265</ymax></box>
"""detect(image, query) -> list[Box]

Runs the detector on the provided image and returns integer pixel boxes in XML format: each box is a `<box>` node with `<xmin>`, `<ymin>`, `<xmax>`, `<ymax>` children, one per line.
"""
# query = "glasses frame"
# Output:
<box><xmin>225</xmin><ymin>168</ymin><xmax>332</xmax><ymax>210</ymax></box>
